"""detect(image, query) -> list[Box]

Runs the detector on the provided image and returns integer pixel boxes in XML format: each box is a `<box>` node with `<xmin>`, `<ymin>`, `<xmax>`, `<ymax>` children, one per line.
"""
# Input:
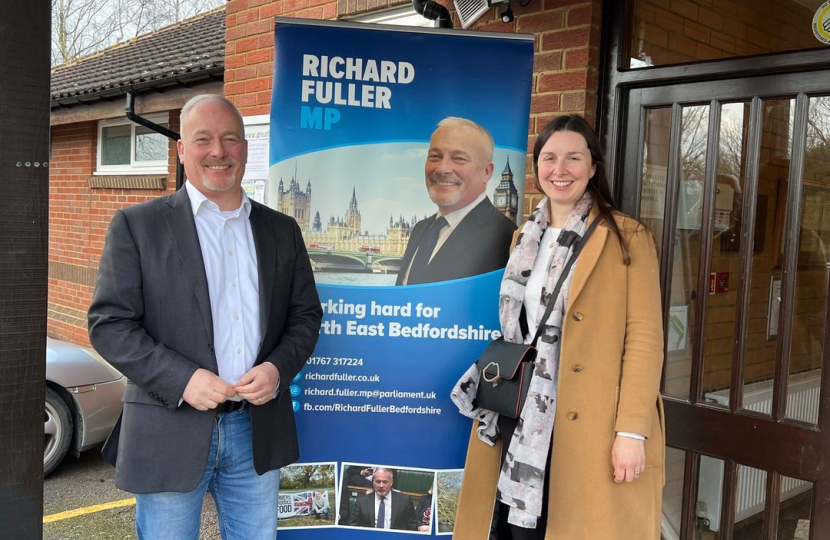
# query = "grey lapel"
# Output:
<box><xmin>163</xmin><ymin>188</ymin><xmax>214</xmax><ymax>345</ymax></box>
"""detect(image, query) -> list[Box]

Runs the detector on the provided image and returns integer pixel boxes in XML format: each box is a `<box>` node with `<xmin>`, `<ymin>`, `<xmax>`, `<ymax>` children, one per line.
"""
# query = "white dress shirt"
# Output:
<box><xmin>185</xmin><ymin>182</ymin><xmax>261</xmax><ymax>386</ymax></box>
<box><xmin>374</xmin><ymin>492</ymin><xmax>392</xmax><ymax>529</ymax></box>
<box><xmin>522</xmin><ymin>226</ymin><xmax>643</xmax><ymax>441</ymax></box>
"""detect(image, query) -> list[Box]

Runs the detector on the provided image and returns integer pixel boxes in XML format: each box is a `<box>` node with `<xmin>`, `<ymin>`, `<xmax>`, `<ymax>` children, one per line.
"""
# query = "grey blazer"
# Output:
<box><xmin>89</xmin><ymin>188</ymin><xmax>322</xmax><ymax>493</ymax></box>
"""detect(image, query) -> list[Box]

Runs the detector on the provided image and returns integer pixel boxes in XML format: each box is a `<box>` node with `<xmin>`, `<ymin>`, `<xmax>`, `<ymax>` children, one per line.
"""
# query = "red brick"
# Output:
<box><xmin>232</xmin><ymin>93</ymin><xmax>258</xmax><ymax>108</ymax></box>
<box><xmin>249</xmin><ymin>0</ymin><xmax>272</xmax><ymax>6</ymax></box>
<box><xmin>224</xmin><ymin>81</ymin><xmax>246</xmax><ymax>96</ymax></box>
<box><xmin>245</xmin><ymin>77</ymin><xmax>270</xmax><ymax>93</ymax></box>
<box><xmin>226</xmin><ymin>25</ymin><xmax>246</xmax><ymax>41</ymax></box>
<box><xmin>517</xmin><ymin>11</ymin><xmax>563</xmax><ymax>33</ymax></box>
<box><xmin>541</xmin><ymin>28</ymin><xmax>591</xmax><ymax>51</ymax></box>
<box><xmin>530</xmin><ymin>92</ymin><xmax>561</xmax><ymax>114</ymax></box>
<box><xmin>537</xmin><ymin>70</ymin><xmax>588</xmax><ymax>92</ymax></box>
<box><xmin>296</xmin><ymin>6</ymin><xmax>324</xmax><ymax>18</ymax></box>
<box><xmin>258</xmin><ymin>34</ymin><xmax>275</xmax><ymax>49</ymax></box>
<box><xmin>247</xmin><ymin>19</ymin><xmax>272</xmax><ymax>36</ymax></box>
<box><xmin>225</xmin><ymin>54</ymin><xmax>245</xmax><ymax>71</ymax></box>
<box><xmin>322</xmin><ymin>2</ymin><xmax>336</xmax><ymax>18</ymax></box>
<box><xmin>242</xmin><ymin>105</ymin><xmax>270</xmax><ymax>116</ymax></box>
<box><xmin>544</xmin><ymin>0</ymin><xmax>585</xmax><ymax>8</ymax></box>
<box><xmin>236</xmin><ymin>66</ymin><xmax>258</xmax><ymax>80</ymax></box>
<box><xmin>236</xmin><ymin>36</ymin><xmax>259</xmax><ymax>53</ymax></box>
<box><xmin>534</xmin><ymin>51</ymin><xmax>563</xmax><ymax>71</ymax></box>
<box><xmin>257</xmin><ymin>62</ymin><xmax>274</xmax><ymax>77</ymax></box>
<box><xmin>227</xmin><ymin>0</ymin><xmax>248</xmax><ymax>14</ymax></box>
<box><xmin>567</xmin><ymin>6</ymin><xmax>594</xmax><ymax>27</ymax></box>
<box><xmin>247</xmin><ymin>49</ymin><xmax>271</xmax><ymax>65</ymax></box>
<box><xmin>564</xmin><ymin>47</ymin><xmax>590</xmax><ymax>69</ymax></box>
<box><xmin>261</xmin><ymin>2</ymin><xmax>285</xmax><ymax>18</ymax></box>
<box><xmin>561</xmin><ymin>91</ymin><xmax>587</xmax><ymax>111</ymax></box>
<box><xmin>474</xmin><ymin>19</ymin><xmax>517</xmax><ymax>33</ymax></box>
<box><xmin>237</xmin><ymin>8</ymin><xmax>260</xmax><ymax>23</ymax></box>
<box><xmin>285</xmin><ymin>0</ymin><xmax>309</xmax><ymax>11</ymax></box>
<box><xmin>257</xmin><ymin>90</ymin><xmax>272</xmax><ymax>105</ymax></box>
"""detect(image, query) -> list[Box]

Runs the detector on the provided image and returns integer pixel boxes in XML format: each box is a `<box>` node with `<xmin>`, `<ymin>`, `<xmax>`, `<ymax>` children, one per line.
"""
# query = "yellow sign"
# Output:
<box><xmin>813</xmin><ymin>1</ymin><xmax>830</xmax><ymax>44</ymax></box>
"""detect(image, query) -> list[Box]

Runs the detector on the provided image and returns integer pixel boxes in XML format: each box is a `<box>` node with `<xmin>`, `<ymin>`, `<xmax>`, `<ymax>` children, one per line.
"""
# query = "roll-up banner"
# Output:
<box><xmin>267</xmin><ymin>18</ymin><xmax>533</xmax><ymax>537</ymax></box>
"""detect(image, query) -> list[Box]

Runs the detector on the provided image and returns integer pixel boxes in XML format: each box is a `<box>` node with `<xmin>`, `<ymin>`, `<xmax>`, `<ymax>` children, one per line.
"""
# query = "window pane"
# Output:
<box><xmin>783</xmin><ymin>96</ymin><xmax>830</xmax><ymax>425</ymax></box>
<box><xmin>662</xmin><ymin>447</ymin><xmax>685</xmax><ymax>539</ymax></box>
<box><xmin>135</xmin><ymin>124</ymin><xmax>168</xmax><ymax>162</ymax></box>
<box><xmin>664</xmin><ymin>105</ymin><xmax>710</xmax><ymax>400</ymax></box>
<box><xmin>101</xmin><ymin>124</ymin><xmax>131</xmax><ymax>166</ymax></box>
<box><xmin>733</xmin><ymin>464</ymin><xmax>767</xmax><ymax>538</ymax></box>
<box><xmin>628</xmin><ymin>0</ymin><xmax>823</xmax><ymax>69</ymax></box>
<box><xmin>702</xmin><ymin>102</ymin><xmax>750</xmax><ymax>407</ymax></box>
<box><xmin>742</xmin><ymin>99</ymin><xmax>795</xmax><ymax>415</ymax></box>
<box><xmin>696</xmin><ymin>454</ymin><xmax>725</xmax><ymax>536</ymax></box>
<box><xmin>778</xmin><ymin>475</ymin><xmax>812</xmax><ymax>540</ymax></box>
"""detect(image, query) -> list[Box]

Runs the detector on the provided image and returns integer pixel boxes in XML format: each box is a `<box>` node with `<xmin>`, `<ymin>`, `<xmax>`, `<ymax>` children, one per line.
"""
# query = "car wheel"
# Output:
<box><xmin>44</xmin><ymin>387</ymin><xmax>73</xmax><ymax>476</ymax></box>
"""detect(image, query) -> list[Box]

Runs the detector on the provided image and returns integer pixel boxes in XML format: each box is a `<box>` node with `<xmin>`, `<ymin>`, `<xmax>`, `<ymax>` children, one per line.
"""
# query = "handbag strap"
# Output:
<box><xmin>528</xmin><ymin>217</ymin><xmax>601</xmax><ymax>347</ymax></box>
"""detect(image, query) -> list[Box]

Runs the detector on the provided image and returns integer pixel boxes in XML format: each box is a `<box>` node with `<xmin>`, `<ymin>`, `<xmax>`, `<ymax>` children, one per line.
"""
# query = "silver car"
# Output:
<box><xmin>45</xmin><ymin>337</ymin><xmax>126</xmax><ymax>475</ymax></box>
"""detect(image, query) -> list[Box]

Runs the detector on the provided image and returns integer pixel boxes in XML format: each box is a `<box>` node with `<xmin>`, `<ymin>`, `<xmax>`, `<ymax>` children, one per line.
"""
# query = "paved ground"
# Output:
<box><xmin>43</xmin><ymin>446</ymin><xmax>220</xmax><ymax>540</ymax></box>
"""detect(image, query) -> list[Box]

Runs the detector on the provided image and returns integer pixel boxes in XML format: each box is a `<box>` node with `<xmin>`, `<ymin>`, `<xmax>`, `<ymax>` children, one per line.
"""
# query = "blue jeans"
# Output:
<box><xmin>134</xmin><ymin>407</ymin><xmax>280</xmax><ymax>540</ymax></box>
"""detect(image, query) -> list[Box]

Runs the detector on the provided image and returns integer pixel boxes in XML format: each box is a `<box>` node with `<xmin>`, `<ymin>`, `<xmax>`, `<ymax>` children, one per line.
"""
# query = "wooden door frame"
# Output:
<box><xmin>598</xmin><ymin>1</ymin><xmax>830</xmax><ymax>538</ymax></box>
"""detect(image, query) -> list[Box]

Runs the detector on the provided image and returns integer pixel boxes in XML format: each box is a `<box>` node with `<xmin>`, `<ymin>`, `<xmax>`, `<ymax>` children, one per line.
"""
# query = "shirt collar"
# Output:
<box><xmin>185</xmin><ymin>181</ymin><xmax>251</xmax><ymax>218</ymax></box>
<box><xmin>438</xmin><ymin>192</ymin><xmax>487</xmax><ymax>229</ymax></box>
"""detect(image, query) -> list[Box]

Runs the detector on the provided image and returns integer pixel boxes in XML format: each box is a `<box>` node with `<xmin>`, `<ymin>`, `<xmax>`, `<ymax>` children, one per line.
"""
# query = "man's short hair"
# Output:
<box><xmin>435</xmin><ymin>117</ymin><xmax>494</xmax><ymax>163</ymax></box>
<box><xmin>373</xmin><ymin>467</ymin><xmax>394</xmax><ymax>480</ymax></box>
<box><xmin>180</xmin><ymin>94</ymin><xmax>245</xmax><ymax>137</ymax></box>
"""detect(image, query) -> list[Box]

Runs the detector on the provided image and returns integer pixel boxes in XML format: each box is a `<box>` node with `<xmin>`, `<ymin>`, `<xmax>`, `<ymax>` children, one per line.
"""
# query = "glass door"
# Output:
<box><xmin>618</xmin><ymin>71</ymin><xmax>830</xmax><ymax>540</ymax></box>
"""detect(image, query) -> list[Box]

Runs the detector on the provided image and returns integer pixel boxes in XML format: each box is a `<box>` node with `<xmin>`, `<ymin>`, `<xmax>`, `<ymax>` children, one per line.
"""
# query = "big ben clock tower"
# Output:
<box><xmin>494</xmin><ymin>156</ymin><xmax>519</xmax><ymax>222</ymax></box>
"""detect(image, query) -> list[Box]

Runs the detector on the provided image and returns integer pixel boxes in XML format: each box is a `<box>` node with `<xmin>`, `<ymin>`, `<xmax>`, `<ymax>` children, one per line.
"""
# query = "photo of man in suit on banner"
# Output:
<box><xmin>397</xmin><ymin>117</ymin><xmax>517</xmax><ymax>285</ymax></box>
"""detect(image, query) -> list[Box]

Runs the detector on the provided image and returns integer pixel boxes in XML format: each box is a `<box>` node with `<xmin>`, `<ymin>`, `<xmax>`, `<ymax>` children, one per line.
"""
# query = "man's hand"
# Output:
<box><xmin>182</xmin><ymin>368</ymin><xmax>237</xmax><ymax>411</ymax></box>
<box><xmin>612</xmin><ymin>435</ymin><xmax>646</xmax><ymax>483</ymax></box>
<box><xmin>235</xmin><ymin>362</ymin><xmax>280</xmax><ymax>405</ymax></box>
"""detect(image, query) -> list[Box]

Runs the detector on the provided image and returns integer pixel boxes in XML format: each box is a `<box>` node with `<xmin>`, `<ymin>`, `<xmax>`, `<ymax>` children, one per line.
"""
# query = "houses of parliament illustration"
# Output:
<box><xmin>274</xmin><ymin>158</ymin><xmax>519</xmax><ymax>266</ymax></box>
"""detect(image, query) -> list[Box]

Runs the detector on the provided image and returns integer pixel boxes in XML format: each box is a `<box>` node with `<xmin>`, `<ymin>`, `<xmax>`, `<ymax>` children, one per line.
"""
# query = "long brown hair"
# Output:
<box><xmin>532</xmin><ymin>115</ymin><xmax>632</xmax><ymax>264</ymax></box>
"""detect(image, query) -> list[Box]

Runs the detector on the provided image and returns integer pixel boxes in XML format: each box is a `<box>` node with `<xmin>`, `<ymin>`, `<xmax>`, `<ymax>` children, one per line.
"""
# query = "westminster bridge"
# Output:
<box><xmin>306</xmin><ymin>247</ymin><xmax>402</xmax><ymax>274</ymax></box>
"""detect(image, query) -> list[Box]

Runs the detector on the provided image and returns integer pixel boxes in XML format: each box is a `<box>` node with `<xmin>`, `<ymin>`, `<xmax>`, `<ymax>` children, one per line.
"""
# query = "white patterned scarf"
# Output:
<box><xmin>451</xmin><ymin>193</ymin><xmax>593</xmax><ymax>529</ymax></box>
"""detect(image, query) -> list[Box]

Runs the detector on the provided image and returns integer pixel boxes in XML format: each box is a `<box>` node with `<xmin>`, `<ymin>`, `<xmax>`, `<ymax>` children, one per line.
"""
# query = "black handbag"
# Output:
<box><xmin>474</xmin><ymin>219</ymin><xmax>600</xmax><ymax>418</ymax></box>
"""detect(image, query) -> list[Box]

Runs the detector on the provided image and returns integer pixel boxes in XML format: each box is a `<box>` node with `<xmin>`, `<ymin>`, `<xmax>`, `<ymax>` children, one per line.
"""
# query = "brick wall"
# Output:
<box><xmin>223</xmin><ymin>0</ymin><xmax>603</xmax><ymax>218</ymax></box>
<box><xmin>47</xmin><ymin>115</ymin><xmax>179</xmax><ymax>345</ymax></box>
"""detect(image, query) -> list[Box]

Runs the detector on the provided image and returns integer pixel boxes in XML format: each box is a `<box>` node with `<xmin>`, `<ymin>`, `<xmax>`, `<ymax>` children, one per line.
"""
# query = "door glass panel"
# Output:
<box><xmin>696</xmin><ymin>455</ymin><xmax>725</xmax><ymax>538</ymax></box>
<box><xmin>663</xmin><ymin>105</ymin><xmax>710</xmax><ymax>400</ymax></box>
<box><xmin>732</xmin><ymin>464</ymin><xmax>768</xmax><ymax>539</ymax></box>
<box><xmin>778</xmin><ymin>475</ymin><xmax>813</xmax><ymax>540</ymax></box>
<box><xmin>662</xmin><ymin>447</ymin><xmax>686</xmax><ymax>539</ymax></box>
<box><xmin>639</xmin><ymin>107</ymin><xmax>672</xmax><ymax>249</ymax></box>
<box><xmin>741</xmin><ymin>99</ymin><xmax>795</xmax><ymax>415</ymax></box>
<box><xmin>783</xmin><ymin>95</ymin><xmax>830</xmax><ymax>426</ymax></box>
<box><xmin>702</xmin><ymin>102</ymin><xmax>751</xmax><ymax>408</ymax></box>
<box><xmin>627</xmin><ymin>0</ymin><xmax>823</xmax><ymax>69</ymax></box>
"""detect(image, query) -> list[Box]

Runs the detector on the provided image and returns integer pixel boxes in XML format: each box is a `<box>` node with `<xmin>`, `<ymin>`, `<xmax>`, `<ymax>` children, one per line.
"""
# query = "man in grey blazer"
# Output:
<box><xmin>396</xmin><ymin>117</ymin><xmax>516</xmax><ymax>285</ymax></box>
<box><xmin>88</xmin><ymin>94</ymin><xmax>322</xmax><ymax>540</ymax></box>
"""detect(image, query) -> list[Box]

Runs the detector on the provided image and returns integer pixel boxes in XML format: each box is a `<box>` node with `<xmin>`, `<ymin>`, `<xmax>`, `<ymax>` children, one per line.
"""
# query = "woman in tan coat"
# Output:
<box><xmin>451</xmin><ymin>116</ymin><xmax>665</xmax><ymax>540</ymax></box>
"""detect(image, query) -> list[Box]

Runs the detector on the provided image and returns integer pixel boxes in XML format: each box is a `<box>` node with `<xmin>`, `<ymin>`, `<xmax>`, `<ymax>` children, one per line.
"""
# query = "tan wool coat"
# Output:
<box><xmin>454</xmin><ymin>211</ymin><xmax>666</xmax><ymax>540</ymax></box>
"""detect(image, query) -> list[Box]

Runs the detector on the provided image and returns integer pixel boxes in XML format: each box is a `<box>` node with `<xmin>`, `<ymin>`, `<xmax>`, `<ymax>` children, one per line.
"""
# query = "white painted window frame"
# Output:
<box><xmin>95</xmin><ymin>112</ymin><xmax>170</xmax><ymax>175</ymax></box>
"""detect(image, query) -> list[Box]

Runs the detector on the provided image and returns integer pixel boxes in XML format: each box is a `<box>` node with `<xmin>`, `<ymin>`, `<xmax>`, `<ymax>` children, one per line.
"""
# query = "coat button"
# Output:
<box><xmin>572</xmin><ymin>364</ymin><xmax>583</xmax><ymax>373</ymax></box>
<box><xmin>572</xmin><ymin>311</ymin><xmax>584</xmax><ymax>321</ymax></box>
<box><xmin>567</xmin><ymin>411</ymin><xmax>578</xmax><ymax>421</ymax></box>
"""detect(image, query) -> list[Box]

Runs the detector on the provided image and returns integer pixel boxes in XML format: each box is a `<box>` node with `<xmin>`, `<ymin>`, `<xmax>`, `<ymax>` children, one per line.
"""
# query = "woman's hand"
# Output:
<box><xmin>612</xmin><ymin>435</ymin><xmax>646</xmax><ymax>483</ymax></box>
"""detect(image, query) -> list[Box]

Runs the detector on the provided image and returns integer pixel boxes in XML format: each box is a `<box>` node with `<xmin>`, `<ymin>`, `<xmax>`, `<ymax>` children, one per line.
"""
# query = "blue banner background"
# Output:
<box><xmin>270</xmin><ymin>19</ymin><xmax>533</xmax><ymax>537</ymax></box>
